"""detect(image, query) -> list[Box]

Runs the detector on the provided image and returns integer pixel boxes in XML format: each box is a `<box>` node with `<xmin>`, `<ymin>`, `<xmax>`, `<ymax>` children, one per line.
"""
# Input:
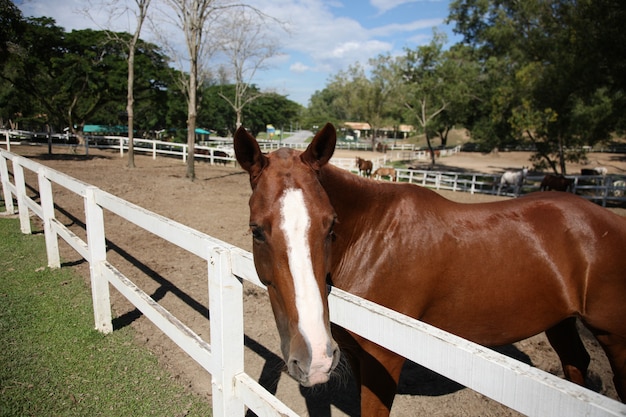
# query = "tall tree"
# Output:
<box><xmin>161</xmin><ymin>0</ymin><xmax>221</xmax><ymax>180</ymax></box>
<box><xmin>449</xmin><ymin>0</ymin><xmax>626</xmax><ymax>173</ymax></box>
<box><xmin>0</xmin><ymin>0</ymin><xmax>25</xmax><ymax>66</ymax></box>
<box><xmin>217</xmin><ymin>8</ymin><xmax>281</xmax><ymax>128</ymax></box>
<box><xmin>84</xmin><ymin>0</ymin><xmax>153</xmax><ymax>167</ymax></box>
<box><xmin>362</xmin><ymin>54</ymin><xmax>402</xmax><ymax>145</ymax></box>
<box><xmin>399</xmin><ymin>33</ymin><xmax>453</xmax><ymax>166</ymax></box>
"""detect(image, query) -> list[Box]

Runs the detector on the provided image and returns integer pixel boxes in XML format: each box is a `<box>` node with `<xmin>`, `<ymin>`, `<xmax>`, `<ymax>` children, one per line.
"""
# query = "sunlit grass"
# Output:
<box><xmin>0</xmin><ymin>218</ymin><xmax>212</xmax><ymax>417</ymax></box>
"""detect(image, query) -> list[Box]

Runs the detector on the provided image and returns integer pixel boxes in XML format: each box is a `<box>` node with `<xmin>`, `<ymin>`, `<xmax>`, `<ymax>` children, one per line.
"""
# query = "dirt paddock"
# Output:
<box><xmin>5</xmin><ymin>143</ymin><xmax>626</xmax><ymax>416</ymax></box>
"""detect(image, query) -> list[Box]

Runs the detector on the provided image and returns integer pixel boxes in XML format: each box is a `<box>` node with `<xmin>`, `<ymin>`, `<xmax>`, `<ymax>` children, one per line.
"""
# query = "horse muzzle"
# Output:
<box><xmin>286</xmin><ymin>340</ymin><xmax>340</xmax><ymax>387</ymax></box>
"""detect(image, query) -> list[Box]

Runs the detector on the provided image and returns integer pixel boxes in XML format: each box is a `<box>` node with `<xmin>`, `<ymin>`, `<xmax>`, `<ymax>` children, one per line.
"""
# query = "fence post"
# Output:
<box><xmin>209</xmin><ymin>246</ymin><xmax>245</xmax><ymax>417</ymax></box>
<box><xmin>37</xmin><ymin>167</ymin><xmax>60</xmax><ymax>268</ymax></box>
<box><xmin>84</xmin><ymin>186</ymin><xmax>113</xmax><ymax>334</ymax></box>
<box><xmin>12</xmin><ymin>158</ymin><xmax>31</xmax><ymax>234</ymax></box>
<box><xmin>0</xmin><ymin>152</ymin><xmax>15</xmax><ymax>214</ymax></box>
<box><xmin>5</xmin><ymin>130</ymin><xmax>10</xmax><ymax>152</ymax></box>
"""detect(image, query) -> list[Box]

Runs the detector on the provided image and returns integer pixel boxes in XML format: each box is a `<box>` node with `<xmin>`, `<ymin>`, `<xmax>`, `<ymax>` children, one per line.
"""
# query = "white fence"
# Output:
<box><xmin>0</xmin><ymin>129</ymin><xmax>461</xmax><ymax>164</ymax></box>
<box><xmin>395</xmin><ymin>169</ymin><xmax>626</xmax><ymax>205</ymax></box>
<box><xmin>1</xmin><ymin>148</ymin><xmax>626</xmax><ymax>416</ymax></box>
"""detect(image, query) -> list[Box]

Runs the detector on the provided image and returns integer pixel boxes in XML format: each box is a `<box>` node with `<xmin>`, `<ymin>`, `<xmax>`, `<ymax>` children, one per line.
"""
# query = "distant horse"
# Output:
<box><xmin>581</xmin><ymin>167</ymin><xmax>608</xmax><ymax>186</ymax></box>
<box><xmin>372</xmin><ymin>167</ymin><xmax>396</xmax><ymax>181</ymax></box>
<box><xmin>497</xmin><ymin>167</ymin><xmax>528</xmax><ymax>196</ymax></box>
<box><xmin>355</xmin><ymin>157</ymin><xmax>373</xmax><ymax>177</ymax></box>
<box><xmin>540</xmin><ymin>174</ymin><xmax>575</xmax><ymax>192</ymax></box>
<box><xmin>582</xmin><ymin>167</ymin><xmax>608</xmax><ymax>176</ymax></box>
<box><xmin>234</xmin><ymin>123</ymin><xmax>626</xmax><ymax>417</ymax></box>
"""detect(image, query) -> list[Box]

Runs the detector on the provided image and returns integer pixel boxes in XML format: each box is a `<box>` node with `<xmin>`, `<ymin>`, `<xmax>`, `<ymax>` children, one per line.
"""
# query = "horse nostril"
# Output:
<box><xmin>331</xmin><ymin>345</ymin><xmax>341</xmax><ymax>370</ymax></box>
<box><xmin>288</xmin><ymin>357</ymin><xmax>305</xmax><ymax>381</ymax></box>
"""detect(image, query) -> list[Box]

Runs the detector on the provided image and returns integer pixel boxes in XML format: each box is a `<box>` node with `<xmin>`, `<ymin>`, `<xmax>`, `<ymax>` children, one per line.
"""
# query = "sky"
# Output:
<box><xmin>15</xmin><ymin>0</ymin><xmax>459</xmax><ymax>106</ymax></box>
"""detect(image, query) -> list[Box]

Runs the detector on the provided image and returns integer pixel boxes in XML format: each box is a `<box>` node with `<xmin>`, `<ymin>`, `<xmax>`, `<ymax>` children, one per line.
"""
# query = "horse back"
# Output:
<box><xmin>320</xmin><ymin>165</ymin><xmax>626</xmax><ymax>343</ymax></box>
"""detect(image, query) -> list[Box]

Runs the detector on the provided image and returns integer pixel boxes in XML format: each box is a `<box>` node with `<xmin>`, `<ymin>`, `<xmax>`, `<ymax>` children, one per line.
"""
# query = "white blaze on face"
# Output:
<box><xmin>279</xmin><ymin>188</ymin><xmax>329</xmax><ymax>368</ymax></box>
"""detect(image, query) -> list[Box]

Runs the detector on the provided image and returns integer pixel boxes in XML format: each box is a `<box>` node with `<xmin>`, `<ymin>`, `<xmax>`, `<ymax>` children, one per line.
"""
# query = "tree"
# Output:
<box><xmin>83</xmin><ymin>0</ymin><xmax>153</xmax><ymax>167</ymax></box>
<box><xmin>161</xmin><ymin>0</ymin><xmax>223</xmax><ymax>180</ymax></box>
<box><xmin>160</xmin><ymin>0</ymin><xmax>269</xmax><ymax>180</ymax></box>
<box><xmin>361</xmin><ymin>54</ymin><xmax>402</xmax><ymax>145</ymax></box>
<box><xmin>3</xmin><ymin>21</ymin><xmax>128</xmax><ymax>147</ymax></box>
<box><xmin>318</xmin><ymin>61</ymin><xmax>399</xmax><ymax>143</ymax></box>
<box><xmin>2</xmin><ymin>18</ymin><xmax>170</xmax><ymax>142</ymax></box>
<box><xmin>216</xmin><ymin>8</ymin><xmax>281</xmax><ymax>128</ymax></box>
<box><xmin>0</xmin><ymin>0</ymin><xmax>25</xmax><ymax>66</ymax></box>
<box><xmin>449</xmin><ymin>0</ymin><xmax>626</xmax><ymax>173</ymax></box>
<box><xmin>399</xmin><ymin>33</ymin><xmax>454</xmax><ymax>166</ymax></box>
<box><xmin>199</xmin><ymin>83</ymin><xmax>302</xmax><ymax>136</ymax></box>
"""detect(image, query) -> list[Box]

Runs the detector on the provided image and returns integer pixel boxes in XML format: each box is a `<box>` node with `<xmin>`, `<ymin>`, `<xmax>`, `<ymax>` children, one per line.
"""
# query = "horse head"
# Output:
<box><xmin>234</xmin><ymin>123</ymin><xmax>341</xmax><ymax>387</ymax></box>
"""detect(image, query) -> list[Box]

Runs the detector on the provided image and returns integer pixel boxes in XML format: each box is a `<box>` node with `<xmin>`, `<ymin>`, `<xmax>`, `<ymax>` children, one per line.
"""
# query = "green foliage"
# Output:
<box><xmin>0</xmin><ymin>218</ymin><xmax>212</xmax><ymax>417</ymax></box>
<box><xmin>449</xmin><ymin>0</ymin><xmax>626</xmax><ymax>173</ymax></box>
<box><xmin>197</xmin><ymin>84</ymin><xmax>302</xmax><ymax>136</ymax></box>
<box><xmin>0</xmin><ymin>14</ymin><xmax>301</xmax><ymax>136</ymax></box>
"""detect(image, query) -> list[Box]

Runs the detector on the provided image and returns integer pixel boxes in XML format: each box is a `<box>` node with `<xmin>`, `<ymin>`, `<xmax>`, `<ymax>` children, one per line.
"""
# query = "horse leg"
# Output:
<box><xmin>545</xmin><ymin>317</ymin><xmax>590</xmax><ymax>386</ymax></box>
<box><xmin>358</xmin><ymin>340</ymin><xmax>405</xmax><ymax>417</ymax></box>
<box><xmin>332</xmin><ymin>325</ymin><xmax>403</xmax><ymax>417</ymax></box>
<box><xmin>588</xmin><ymin>329</ymin><xmax>626</xmax><ymax>401</ymax></box>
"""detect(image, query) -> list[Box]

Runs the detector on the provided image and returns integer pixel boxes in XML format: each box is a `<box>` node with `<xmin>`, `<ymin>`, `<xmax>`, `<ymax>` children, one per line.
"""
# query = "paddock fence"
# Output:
<box><xmin>394</xmin><ymin>169</ymin><xmax>626</xmax><ymax>205</ymax></box>
<box><xmin>2</xmin><ymin>149</ymin><xmax>626</xmax><ymax>416</ymax></box>
<box><xmin>0</xmin><ymin>129</ymin><xmax>459</xmax><ymax>166</ymax></box>
<box><xmin>11</xmin><ymin>129</ymin><xmax>624</xmax><ymax>205</ymax></box>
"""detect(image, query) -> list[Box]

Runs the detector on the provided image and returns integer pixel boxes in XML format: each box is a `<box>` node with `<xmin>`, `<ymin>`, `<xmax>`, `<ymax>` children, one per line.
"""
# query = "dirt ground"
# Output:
<box><xmin>5</xmin><ymin>143</ymin><xmax>626</xmax><ymax>416</ymax></box>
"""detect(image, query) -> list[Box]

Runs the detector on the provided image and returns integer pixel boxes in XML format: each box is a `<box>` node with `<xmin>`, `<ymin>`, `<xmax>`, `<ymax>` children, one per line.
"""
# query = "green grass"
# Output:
<box><xmin>0</xmin><ymin>218</ymin><xmax>212</xmax><ymax>417</ymax></box>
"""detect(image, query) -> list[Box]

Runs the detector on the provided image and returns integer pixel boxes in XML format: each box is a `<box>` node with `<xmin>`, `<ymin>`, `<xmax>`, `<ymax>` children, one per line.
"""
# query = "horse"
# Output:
<box><xmin>497</xmin><ymin>167</ymin><xmax>528</xmax><ymax>196</ymax></box>
<box><xmin>540</xmin><ymin>174</ymin><xmax>575</xmax><ymax>192</ymax></box>
<box><xmin>234</xmin><ymin>123</ymin><xmax>626</xmax><ymax>417</ymax></box>
<box><xmin>372</xmin><ymin>167</ymin><xmax>396</xmax><ymax>181</ymax></box>
<box><xmin>355</xmin><ymin>157</ymin><xmax>373</xmax><ymax>177</ymax></box>
<box><xmin>582</xmin><ymin>167</ymin><xmax>608</xmax><ymax>177</ymax></box>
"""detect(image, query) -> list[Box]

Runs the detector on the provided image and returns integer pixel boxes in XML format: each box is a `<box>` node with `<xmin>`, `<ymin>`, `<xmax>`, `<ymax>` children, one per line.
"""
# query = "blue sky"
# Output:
<box><xmin>16</xmin><ymin>0</ymin><xmax>459</xmax><ymax>106</ymax></box>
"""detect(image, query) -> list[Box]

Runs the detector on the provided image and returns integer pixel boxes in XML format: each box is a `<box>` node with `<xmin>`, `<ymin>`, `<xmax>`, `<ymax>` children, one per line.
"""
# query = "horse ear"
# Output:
<box><xmin>234</xmin><ymin>126</ymin><xmax>268</xmax><ymax>183</ymax></box>
<box><xmin>302</xmin><ymin>122</ymin><xmax>336</xmax><ymax>170</ymax></box>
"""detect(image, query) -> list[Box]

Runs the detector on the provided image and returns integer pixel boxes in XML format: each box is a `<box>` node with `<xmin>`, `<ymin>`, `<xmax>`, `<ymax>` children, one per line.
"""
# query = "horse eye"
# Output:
<box><xmin>250</xmin><ymin>225</ymin><xmax>266</xmax><ymax>242</ymax></box>
<box><xmin>327</xmin><ymin>217</ymin><xmax>337</xmax><ymax>242</ymax></box>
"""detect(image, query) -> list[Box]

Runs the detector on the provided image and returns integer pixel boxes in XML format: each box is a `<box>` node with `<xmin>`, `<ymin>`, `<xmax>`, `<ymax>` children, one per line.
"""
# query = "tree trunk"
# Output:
<box><xmin>186</xmin><ymin>59</ymin><xmax>197</xmax><ymax>181</ymax></box>
<box><xmin>127</xmin><ymin>46</ymin><xmax>136</xmax><ymax>168</ymax></box>
<box><xmin>426</xmin><ymin>132</ymin><xmax>436</xmax><ymax>167</ymax></box>
<box><xmin>558</xmin><ymin>134</ymin><xmax>567</xmax><ymax>175</ymax></box>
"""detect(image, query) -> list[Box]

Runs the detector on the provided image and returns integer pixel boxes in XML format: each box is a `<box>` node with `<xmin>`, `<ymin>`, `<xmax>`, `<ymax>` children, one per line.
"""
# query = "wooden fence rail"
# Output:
<box><xmin>2</xmin><ymin>148</ymin><xmax>626</xmax><ymax>416</ymax></box>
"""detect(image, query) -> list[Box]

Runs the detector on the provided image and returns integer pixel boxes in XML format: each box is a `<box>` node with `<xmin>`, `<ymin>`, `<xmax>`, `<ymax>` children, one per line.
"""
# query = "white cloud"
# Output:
<box><xmin>17</xmin><ymin>0</ymin><xmax>451</xmax><ymax>105</ymax></box>
<box><xmin>369</xmin><ymin>18</ymin><xmax>443</xmax><ymax>37</ymax></box>
<box><xmin>290</xmin><ymin>62</ymin><xmax>311</xmax><ymax>73</ymax></box>
<box><xmin>369</xmin><ymin>0</ymin><xmax>421</xmax><ymax>14</ymax></box>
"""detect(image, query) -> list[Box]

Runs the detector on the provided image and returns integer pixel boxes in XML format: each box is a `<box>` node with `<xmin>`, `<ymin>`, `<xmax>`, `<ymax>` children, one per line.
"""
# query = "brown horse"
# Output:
<box><xmin>372</xmin><ymin>166</ymin><xmax>396</xmax><ymax>181</ymax></box>
<box><xmin>541</xmin><ymin>174</ymin><xmax>575</xmax><ymax>192</ymax></box>
<box><xmin>355</xmin><ymin>156</ymin><xmax>373</xmax><ymax>177</ymax></box>
<box><xmin>234</xmin><ymin>123</ymin><xmax>626</xmax><ymax>416</ymax></box>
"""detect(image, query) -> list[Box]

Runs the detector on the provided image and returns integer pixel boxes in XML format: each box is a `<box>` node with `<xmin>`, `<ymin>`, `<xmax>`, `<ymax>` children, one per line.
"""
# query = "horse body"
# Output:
<box><xmin>372</xmin><ymin>166</ymin><xmax>396</xmax><ymax>181</ymax></box>
<box><xmin>498</xmin><ymin>167</ymin><xmax>528</xmax><ymax>196</ymax></box>
<box><xmin>540</xmin><ymin>173</ymin><xmax>575</xmax><ymax>192</ymax></box>
<box><xmin>234</xmin><ymin>123</ymin><xmax>626</xmax><ymax>416</ymax></box>
<box><xmin>355</xmin><ymin>157</ymin><xmax>373</xmax><ymax>177</ymax></box>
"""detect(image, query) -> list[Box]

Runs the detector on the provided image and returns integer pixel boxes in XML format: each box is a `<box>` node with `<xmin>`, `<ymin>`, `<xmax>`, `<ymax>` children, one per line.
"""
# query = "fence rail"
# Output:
<box><xmin>395</xmin><ymin>169</ymin><xmax>626</xmax><ymax>205</ymax></box>
<box><xmin>2</xmin><ymin>148</ymin><xmax>626</xmax><ymax>416</ymax></box>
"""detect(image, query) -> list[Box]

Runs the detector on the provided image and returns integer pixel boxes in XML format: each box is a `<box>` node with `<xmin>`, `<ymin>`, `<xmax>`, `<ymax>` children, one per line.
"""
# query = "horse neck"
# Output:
<box><xmin>319</xmin><ymin>163</ymin><xmax>375</xmax><ymax>214</ymax></box>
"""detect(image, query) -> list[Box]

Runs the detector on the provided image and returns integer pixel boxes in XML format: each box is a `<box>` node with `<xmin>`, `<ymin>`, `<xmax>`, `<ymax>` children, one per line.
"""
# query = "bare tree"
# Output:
<box><xmin>83</xmin><ymin>0</ymin><xmax>153</xmax><ymax>168</ymax></box>
<box><xmin>217</xmin><ymin>9</ymin><xmax>281</xmax><ymax>128</ymax></box>
<box><xmin>159</xmin><ymin>0</ymin><xmax>225</xmax><ymax>180</ymax></box>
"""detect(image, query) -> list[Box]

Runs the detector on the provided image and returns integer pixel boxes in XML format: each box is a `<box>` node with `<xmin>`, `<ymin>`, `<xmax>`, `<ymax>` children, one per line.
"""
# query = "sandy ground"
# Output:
<box><xmin>4</xmin><ymin>143</ymin><xmax>626</xmax><ymax>416</ymax></box>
